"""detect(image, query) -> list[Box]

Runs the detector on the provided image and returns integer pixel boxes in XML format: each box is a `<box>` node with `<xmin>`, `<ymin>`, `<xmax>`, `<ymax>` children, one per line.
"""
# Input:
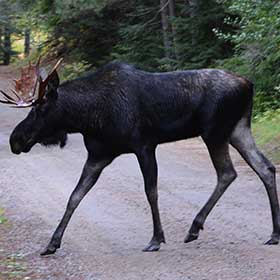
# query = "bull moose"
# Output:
<box><xmin>1</xmin><ymin>58</ymin><xmax>279</xmax><ymax>255</ymax></box>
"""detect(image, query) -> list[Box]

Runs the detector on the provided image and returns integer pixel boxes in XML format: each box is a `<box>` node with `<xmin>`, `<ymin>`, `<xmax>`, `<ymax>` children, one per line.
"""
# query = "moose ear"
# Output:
<box><xmin>40</xmin><ymin>68</ymin><xmax>60</xmax><ymax>99</ymax></box>
<box><xmin>48</xmin><ymin>70</ymin><xmax>60</xmax><ymax>90</ymax></box>
<box><xmin>46</xmin><ymin>71</ymin><xmax>60</xmax><ymax>100</ymax></box>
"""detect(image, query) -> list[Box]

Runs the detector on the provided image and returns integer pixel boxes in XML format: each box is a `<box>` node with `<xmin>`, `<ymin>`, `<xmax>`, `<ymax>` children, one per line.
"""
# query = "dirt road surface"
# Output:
<box><xmin>0</xmin><ymin>66</ymin><xmax>279</xmax><ymax>280</ymax></box>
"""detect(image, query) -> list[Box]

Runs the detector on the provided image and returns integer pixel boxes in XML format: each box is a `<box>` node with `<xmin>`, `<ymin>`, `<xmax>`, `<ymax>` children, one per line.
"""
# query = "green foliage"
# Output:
<box><xmin>3</xmin><ymin>0</ymin><xmax>235</xmax><ymax>71</ymax></box>
<box><xmin>253</xmin><ymin>109</ymin><xmax>280</xmax><ymax>162</ymax></box>
<box><xmin>112</xmin><ymin>0</ymin><xmax>234</xmax><ymax>71</ymax></box>
<box><xmin>254</xmin><ymin>90</ymin><xmax>280</xmax><ymax>116</ymax></box>
<box><xmin>60</xmin><ymin>60</ymin><xmax>91</xmax><ymax>80</ymax></box>
<box><xmin>112</xmin><ymin>1</ymin><xmax>165</xmax><ymax>71</ymax></box>
<box><xmin>172</xmin><ymin>0</ymin><xmax>235</xmax><ymax>70</ymax></box>
<box><xmin>0</xmin><ymin>252</ymin><xmax>29</xmax><ymax>280</ymax></box>
<box><xmin>216</xmin><ymin>0</ymin><xmax>280</xmax><ymax>113</ymax></box>
<box><xmin>0</xmin><ymin>208</ymin><xmax>7</xmax><ymax>224</ymax></box>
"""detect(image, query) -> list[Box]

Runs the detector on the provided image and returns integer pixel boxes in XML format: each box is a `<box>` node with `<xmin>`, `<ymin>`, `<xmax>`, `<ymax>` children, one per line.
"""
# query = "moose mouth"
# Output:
<box><xmin>11</xmin><ymin>132</ymin><xmax>67</xmax><ymax>154</ymax></box>
<box><xmin>22</xmin><ymin>139</ymin><xmax>36</xmax><ymax>153</ymax></box>
<box><xmin>10</xmin><ymin>137</ymin><xmax>37</xmax><ymax>155</ymax></box>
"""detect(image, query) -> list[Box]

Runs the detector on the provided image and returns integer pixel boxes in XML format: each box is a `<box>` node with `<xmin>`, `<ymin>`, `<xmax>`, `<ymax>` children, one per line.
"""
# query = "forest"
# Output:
<box><xmin>0</xmin><ymin>0</ymin><xmax>280</xmax><ymax>116</ymax></box>
<box><xmin>1</xmin><ymin>2</ymin><xmax>280</xmax><ymax>278</ymax></box>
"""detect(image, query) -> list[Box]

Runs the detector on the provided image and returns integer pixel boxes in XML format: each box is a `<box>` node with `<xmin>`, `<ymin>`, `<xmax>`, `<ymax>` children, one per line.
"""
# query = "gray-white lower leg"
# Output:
<box><xmin>41</xmin><ymin>157</ymin><xmax>112</xmax><ymax>255</ymax></box>
<box><xmin>231</xmin><ymin>127</ymin><xmax>280</xmax><ymax>244</ymax></box>
<box><xmin>137</xmin><ymin>146</ymin><xmax>165</xmax><ymax>252</ymax></box>
<box><xmin>185</xmin><ymin>142</ymin><xmax>237</xmax><ymax>243</ymax></box>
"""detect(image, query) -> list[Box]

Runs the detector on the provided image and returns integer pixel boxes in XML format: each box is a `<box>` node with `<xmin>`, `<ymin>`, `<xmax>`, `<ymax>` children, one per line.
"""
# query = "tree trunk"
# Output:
<box><xmin>168</xmin><ymin>0</ymin><xmax>179</xmax><ymax>60</ymax></box>
<box><xmin>188</xmin><ymin>0</ymin><xmax>197</xmax><ymax>46</ymax></box>
<box><xmin>24</xmin><ymin>28</ymin><xmax>31</xmax><ymax>57</ymax></box>
<box><xmin>160</xmin><ymin>0</ymin><xmax>172</xmax><ymax>58</ymax></box>
<box><xmin>3</xmin><ymin>25</ymin><xmax>11</xmax><ymax>65</ymax></box>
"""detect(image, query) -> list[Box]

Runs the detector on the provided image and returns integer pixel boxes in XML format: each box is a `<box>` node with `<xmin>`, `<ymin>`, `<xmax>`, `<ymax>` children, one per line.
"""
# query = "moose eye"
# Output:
<box><xmin>36</xmin><ymin>101</ymin><xmax>50</xmax><ymax>116</ymax></box>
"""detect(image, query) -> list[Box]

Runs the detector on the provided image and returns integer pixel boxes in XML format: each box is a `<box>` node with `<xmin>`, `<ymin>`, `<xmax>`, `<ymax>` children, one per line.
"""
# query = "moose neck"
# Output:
<box><xmin>56</xmin><ymin>88</ymin><xmax>99</xmax><ymax>135</ymax></box>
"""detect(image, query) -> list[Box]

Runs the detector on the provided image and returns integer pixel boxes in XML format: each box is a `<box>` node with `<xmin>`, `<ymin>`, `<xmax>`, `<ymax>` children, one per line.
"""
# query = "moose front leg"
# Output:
<box><xmin>40</xmin><ymin>155</ymin><xmax>113</xmax><ymax>256</ymax></box>
<box><xmin>136</xmin><ymin>146</ymin><xmax>165</xmax><ymax>252</ymax></box>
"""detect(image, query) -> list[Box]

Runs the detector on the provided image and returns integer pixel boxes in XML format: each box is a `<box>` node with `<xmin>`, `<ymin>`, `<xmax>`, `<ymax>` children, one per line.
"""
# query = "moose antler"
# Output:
<box><xmin>0</xmin><ymin>57</ymin><xmax>63</xmax><ymax>108</ymax></box>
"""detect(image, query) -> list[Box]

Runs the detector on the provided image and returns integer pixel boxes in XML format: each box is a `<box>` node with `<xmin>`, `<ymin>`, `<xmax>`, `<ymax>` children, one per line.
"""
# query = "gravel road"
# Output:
<box><xmin>0</xmin><ymin>66</ymin><xmax>279</xmax><ymax>279</ymax></box>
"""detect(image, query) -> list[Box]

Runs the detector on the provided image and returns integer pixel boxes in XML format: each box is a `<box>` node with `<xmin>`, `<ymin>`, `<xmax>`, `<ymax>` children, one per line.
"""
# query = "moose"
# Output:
<box><xmin>1</xmin><ymin>58</ymin><xmax>279</xmax><ymax>256</ymax></box>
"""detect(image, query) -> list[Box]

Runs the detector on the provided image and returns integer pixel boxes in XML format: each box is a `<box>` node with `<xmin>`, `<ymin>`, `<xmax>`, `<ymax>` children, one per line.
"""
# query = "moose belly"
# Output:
<box><xmin>151</xmin><ymin>115</ymin><xmax>201</xmax><ymax>144</ymax></box>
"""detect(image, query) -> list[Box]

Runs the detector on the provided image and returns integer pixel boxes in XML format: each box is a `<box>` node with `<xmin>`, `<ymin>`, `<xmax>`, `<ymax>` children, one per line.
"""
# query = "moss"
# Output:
<box><xmin>0</xmin><ymin>208</ymin><xmax>7</xmax><ymax>224</ymax></box>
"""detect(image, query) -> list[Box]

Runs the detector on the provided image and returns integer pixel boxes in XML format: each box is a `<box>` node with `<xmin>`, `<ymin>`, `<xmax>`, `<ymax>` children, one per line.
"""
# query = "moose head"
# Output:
<box><xmin>0</xmin><ymin>57</ymin><xmax>67</xmax><ymax>154</ymax></box>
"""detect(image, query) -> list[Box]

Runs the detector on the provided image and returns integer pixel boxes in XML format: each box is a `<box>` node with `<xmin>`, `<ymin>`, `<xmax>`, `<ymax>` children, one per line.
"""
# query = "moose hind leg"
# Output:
<box><xmin>230</xmin><ymin>119</ymin><xmax>280</xmax><ymax>244</ymax></box>
<box><xmin>185</xmin><ymin>141</ymin><xmax>237</xmax><ymax>243</ymax></box>
<box><xmin>40</xmin><ymin>156</ymin><xmax>113</xmax><ymax>256</ymax></box>
<box><xmin>136</xmin><ymin>146</ymin><xmax>165</xmax><ymax>252</ymax></box>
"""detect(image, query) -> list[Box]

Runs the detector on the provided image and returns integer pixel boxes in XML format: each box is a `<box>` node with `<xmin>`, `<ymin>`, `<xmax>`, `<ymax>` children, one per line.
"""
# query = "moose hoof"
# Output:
<box><xmin>184</xmin><ymin>233</ymin><xmax>199</xmax><ymax>243</ymax></box>
<box><xmin>142</xmin><ymin>242</ymin><xmax>161</xmax><ymax>252</ymax></box>
<box><xmin>265</xmin><ymin>235</ymin><xmax>280</xmax><ymax>245</ymax></box>
<box><xmin>40</xmin><ymin>245</ymin><xmax>58</xmax><ymax>256</ymax></box>
<box><xmin>143</xmin><ymin>233</ymin><xmax>165</xmax><ymax>252</ymax></box>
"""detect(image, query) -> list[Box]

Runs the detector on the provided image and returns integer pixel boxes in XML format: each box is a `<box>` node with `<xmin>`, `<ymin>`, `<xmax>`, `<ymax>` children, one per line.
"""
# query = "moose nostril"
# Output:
<box><xmin>10</xmin><ymin>133</ymin><xmax>22</xmax><ymax>154</ymax></box>
<box><xmin>10</xmin><ymin>140</ymin><xmax>22</xmax><ymax>154</ymax></box>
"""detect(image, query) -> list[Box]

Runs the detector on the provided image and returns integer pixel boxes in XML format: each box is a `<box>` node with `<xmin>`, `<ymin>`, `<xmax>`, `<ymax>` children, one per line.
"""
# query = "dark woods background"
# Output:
<box><xmin>0</xmin><ymin>0</ymin><xmax>280</xmax><ymax>114</ymax></box>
